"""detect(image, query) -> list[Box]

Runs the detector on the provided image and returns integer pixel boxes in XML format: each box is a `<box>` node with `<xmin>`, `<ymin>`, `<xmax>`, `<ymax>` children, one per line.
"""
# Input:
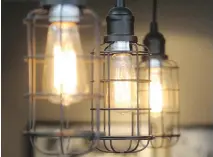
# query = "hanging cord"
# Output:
<box><xmin>150</xmin><ymin>0</ymin><xmax>158</xmax><ymax>33</ymax></box>
<box><xmin>116</xmin><ymin>0</ymin><xmax>125</xmax><ymax>7</ymax></box>
<box><xmin>152</xmin><ymin>0</ymin><xmax>157</xmax><ymax>23</ymax></box>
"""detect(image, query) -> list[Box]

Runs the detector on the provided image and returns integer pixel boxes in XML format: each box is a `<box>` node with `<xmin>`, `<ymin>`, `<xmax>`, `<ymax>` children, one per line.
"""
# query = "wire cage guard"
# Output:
<box><xmin>140</xmin><ymin>0</ymin><xmax>181</xmax><ymax>148</ymax></box>
<box><xmin>23</xmin><ymin>2</ymin><xmax>103</xmax><ymax>156</ymax></box>
<box><xmin>90</xmin><ymin>42</ymin><xmax>154</xmax><ymax>153</ymax></box>
<box><xmin>139</xmin><ymin>56</ymin><xmax>180</xmax><ymax>148</ymax></box>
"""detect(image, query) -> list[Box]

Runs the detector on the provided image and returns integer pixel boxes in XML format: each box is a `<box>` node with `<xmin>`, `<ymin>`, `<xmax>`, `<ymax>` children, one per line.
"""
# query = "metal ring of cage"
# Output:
<box><xmin>139</xmin><ymin>54</ymin><xmax>180</xmax><ymax>149</ymax></box>
<box><xmin>140</xmin><ymin>124</ymin><xmax>180</xmax><ymax>149</ymax></box>
<box><xmin>90</xmin><ymin>43</ymin><xmax>154</xmax><ymax>153</ymax></box>
<box><xmin>23</xmin><ymin>6</ymin><xmax>102</xmax><ymax>156</ymax></box>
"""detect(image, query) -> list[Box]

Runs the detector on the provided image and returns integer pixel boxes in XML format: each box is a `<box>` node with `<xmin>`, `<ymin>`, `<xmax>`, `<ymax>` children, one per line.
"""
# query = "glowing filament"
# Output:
<box><xmin>150</xmin><ymin>67</ymin><xmax>163</xmax><ymax>113</ymax></box>
<box><xmin>53</xmin><ymin>46</ymin><xmax>77</xmax><ymax>95</ymax></box>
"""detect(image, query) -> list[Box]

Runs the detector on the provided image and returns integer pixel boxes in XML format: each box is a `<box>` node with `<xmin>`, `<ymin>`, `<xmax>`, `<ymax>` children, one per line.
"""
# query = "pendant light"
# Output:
<box><xmin>139</xmin><ymin>0</ymin><xmax>180</xmax><ymax>148</ymax></box>
<box><xmin>23</xmin><ymin>0</ymin><xmax>102</xmax><ymax>156</ymax></box>
<box><xmin>91</xmin><ymin>0</ymin><xmax>153</xmax><ymax>153</ymax></box>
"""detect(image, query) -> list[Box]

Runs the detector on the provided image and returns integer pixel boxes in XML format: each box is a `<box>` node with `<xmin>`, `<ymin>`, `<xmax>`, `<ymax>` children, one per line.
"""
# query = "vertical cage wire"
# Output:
<box><xmin>23</xmin><ymin>5</ymin><xmax>103</xmax><ymax>156</ymax></box>
<box><xmin>139</xmin><ymin>55</ymin><xmax>180</xmax><ymax>148</ymax></box>
<box><xmin>91</xmin><ymin>43</ymin><xmax>153</xmax><ymax>153</ymax></box>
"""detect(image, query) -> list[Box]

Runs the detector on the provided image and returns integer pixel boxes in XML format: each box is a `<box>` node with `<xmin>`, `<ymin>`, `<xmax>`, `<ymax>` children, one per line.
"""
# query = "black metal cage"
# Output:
<box><xmin>139</xmin><ymin>55</ymin><xmax>180</xmax><ymax>148</ymax></box>
<box><xmin>91</xmin><ymin>41</ymin><xmax>153</xmax><ymax>153</ymax></box>
<box><xmin>23</xmin><ymin>2</ymin><xmax>103</xmax><ymax>156</ymax></box>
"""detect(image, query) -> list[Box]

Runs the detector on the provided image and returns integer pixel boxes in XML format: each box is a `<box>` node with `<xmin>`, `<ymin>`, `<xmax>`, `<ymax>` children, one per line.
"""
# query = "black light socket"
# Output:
<box><xmin>104</xmin><ymin>0</ymin><xmax>137</xmax><ymax>43</ymax></box>
<box><xmin>143</xmin><ymin>22</ymin><xmax>165</xmax><ymax>55</ymax></box>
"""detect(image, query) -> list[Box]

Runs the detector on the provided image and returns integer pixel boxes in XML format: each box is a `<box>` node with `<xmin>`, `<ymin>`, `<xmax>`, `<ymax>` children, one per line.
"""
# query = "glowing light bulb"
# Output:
<box><xmin>53</xmin><ymin>44</ymin><xmax>77</xmax><ymax>95</ymax></box>
<box><xmin>149</xmin><ymin>59</ymin><xmax>163</xmax><ymax>113</ymax></box>
<box><xmin>112</xmin><ymin>54</ymin><xmax>132</xmax><ymax>108</ymax></box>
<box><xmin>108</xmin><ymin>42</ymin><xmax>136</xmax><ymax>109</ymax></box>
<box><xmin>43</xmin><ymin>5</ymin><xmax>89</xmax><ymax>105</ymax></box>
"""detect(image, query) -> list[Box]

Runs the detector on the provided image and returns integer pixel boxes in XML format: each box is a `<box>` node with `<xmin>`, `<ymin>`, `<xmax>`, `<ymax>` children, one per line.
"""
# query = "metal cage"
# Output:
<box><xmin>139</xmin><ymin>55</ymin><xmax>180</xmax><ymax>148</ymax></box>
<box><xmin>23</xmin><ymin>2</ymin><xmax>103</xmax><ymax>156</ymax></box>
<box><xmin>139</xmin><ymin>0</ymin><xmax>181</xmax><ymax>148</ymax></box>
<box><xmin>91</xmin><ymin>42</ymin><xmax>153</xmax><ymax>153</ymax></box>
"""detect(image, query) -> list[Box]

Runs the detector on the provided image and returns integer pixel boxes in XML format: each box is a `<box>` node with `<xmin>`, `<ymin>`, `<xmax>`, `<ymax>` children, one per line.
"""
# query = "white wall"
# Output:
<box><xmin>171</xmin><ymin>128</ymin><xmax>213</xmax><ymax>157</ymax></box>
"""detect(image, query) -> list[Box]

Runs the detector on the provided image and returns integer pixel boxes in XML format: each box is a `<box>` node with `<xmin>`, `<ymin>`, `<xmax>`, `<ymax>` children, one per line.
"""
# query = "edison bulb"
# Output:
<box><xmin>42</xmin><ymin>4</ymin><xmax>89</xmax><ymax>106</ymax></box>
<box><xmin>107</xmin><ymin>41</ymin><xmax>136</xmax><ymax>109</ymax></box>
<box><xmin>149</xmin><ymin>59</ymin><xmax>163</xmax><ymax>113</ymax></box>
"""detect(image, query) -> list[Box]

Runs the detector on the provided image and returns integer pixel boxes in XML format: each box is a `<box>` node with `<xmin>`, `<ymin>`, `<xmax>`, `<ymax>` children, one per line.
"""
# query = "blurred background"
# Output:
<box><xmin>2</xmin><ymin>0</ymin><xmax>213</xmax><ymax>157</ymax></box>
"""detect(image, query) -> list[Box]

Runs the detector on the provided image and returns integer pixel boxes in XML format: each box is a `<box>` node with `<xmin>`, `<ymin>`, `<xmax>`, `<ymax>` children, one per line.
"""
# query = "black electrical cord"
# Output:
<box><xmin>116</xmin><ymin>0</ymin><xmax>125</xmax><ymax>7</ymax></box>
<box><xmin>150</xmin><ymin>0</ymin><xmax>158</xmax><ymax>33</ymax></box>
<box><xmin>152</xmin><ymin>0</ymin><xmax>157</xmax><ymax>23</ymax></box>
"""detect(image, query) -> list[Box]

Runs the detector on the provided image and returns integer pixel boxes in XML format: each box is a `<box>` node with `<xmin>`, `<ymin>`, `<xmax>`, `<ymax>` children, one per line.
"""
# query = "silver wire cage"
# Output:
<box><xmin>91</xmin><ymin>42</ymin><xmax>154</xmax><ymax>153</ymax></box>
<box><xmin>139</xmin><ymin>54</ymin><xmax>180</xmax><ymax>148</ymax></box>
<box><xmin>23</xmin><ymin>3</ymin><xmax>103</xmax><ymax>156</ymax></box>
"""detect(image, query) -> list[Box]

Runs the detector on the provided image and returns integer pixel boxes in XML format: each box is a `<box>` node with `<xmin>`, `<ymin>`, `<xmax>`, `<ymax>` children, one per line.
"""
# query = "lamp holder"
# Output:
<box><xmin>40</xmin><ymin>0</ymin><xmax>87</xmax><ymax>7</ymax></box>
<box><xmin>143</xmin><ymin>0</ymin><xmax>167</xmax><ymax>58</ymax></box>
<box><xmin>104</xmin><ymin>0</ymin><xmax>137</xmax><ymax>43</ymax></box>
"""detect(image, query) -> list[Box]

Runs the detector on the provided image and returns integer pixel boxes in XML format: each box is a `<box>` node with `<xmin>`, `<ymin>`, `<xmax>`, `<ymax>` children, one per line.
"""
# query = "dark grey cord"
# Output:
<box><xmin>116</xmin><ymin>0</ymin><xmax>125</xmax><ymax>7</ymax></box>
<box><xmin>153</xmin><ymin>0</ymin><xmax>157</xmax><ymax>23</ymax></box>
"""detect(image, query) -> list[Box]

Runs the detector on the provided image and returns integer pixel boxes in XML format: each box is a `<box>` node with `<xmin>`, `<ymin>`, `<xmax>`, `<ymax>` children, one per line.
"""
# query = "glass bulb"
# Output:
<box><xmin>43</xmin><ymin>22</ymin><xmax>89</xmax><ymax>106</ymax></box>
<box><xmin>108</xmin><ymin>53</ymin><xmax>136</xmax><ymax>109</ymax></box>
<box><xmin>149</xmin><ymin>59</ymin><xmax>163</xmax><ymax>113</ymax></box>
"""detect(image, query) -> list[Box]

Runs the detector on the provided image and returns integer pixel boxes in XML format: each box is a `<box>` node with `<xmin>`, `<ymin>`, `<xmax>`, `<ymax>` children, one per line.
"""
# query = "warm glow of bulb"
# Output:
<box><xmin>53</xmin><ymin>46</ymin><xmax>77</xmax><ymax>95</ymax></box>
<box><xmin>110</xmin><ymin>54</ymin><xmax>135</xmax><ymax>109</ymax></box>
<box><xmin>114</xmin><ymin>78</ymin><xmax>131</xmax><ymax>108</ymax></box>
<box><xmin>150</xmin><ymin>68</ymin><xmax>163</xmax><ymax>113</ymax></box>
<box><xmin>43</xmin><ymin>21</ymin><xmax>89</xmax><ymax>105</ymax></box>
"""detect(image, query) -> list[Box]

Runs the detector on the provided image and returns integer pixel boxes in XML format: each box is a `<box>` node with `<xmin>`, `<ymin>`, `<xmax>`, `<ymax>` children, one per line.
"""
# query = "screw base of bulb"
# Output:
<box><xmin>104</xmin><ymin>35</ymin><xmax>138</xmax><ymax>43</ymax></box>
<box><xmin>40</xmin><ymin>0</ymin><xmax>87</xmax><ymax>7</ymax></box>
